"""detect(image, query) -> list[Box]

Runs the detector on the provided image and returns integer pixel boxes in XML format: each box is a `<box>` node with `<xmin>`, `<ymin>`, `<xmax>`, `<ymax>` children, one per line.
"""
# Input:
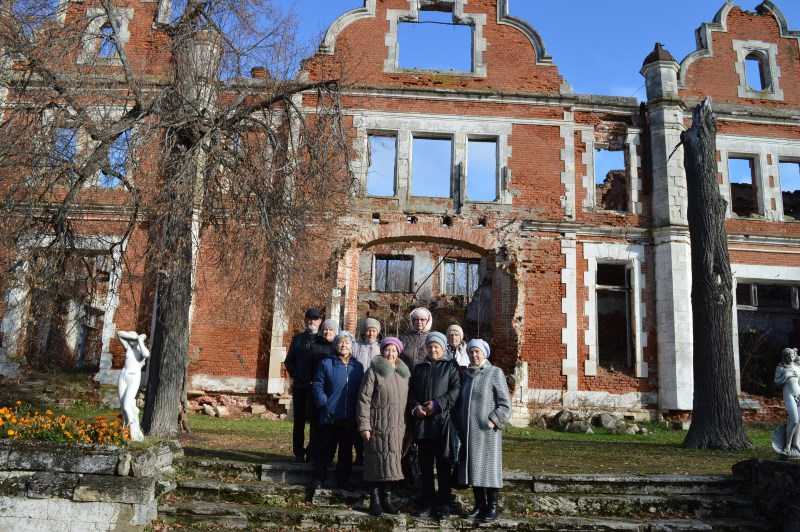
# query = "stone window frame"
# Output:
<box><xmin>352</xmin><ymin>112</ymin><xmax>513</xmax><ymax>208</ymax></box>
<box><xmin>371</xmin><ymin>254</ymin><xmax>415</xmax><ymax>294</ymax></box>
<box><xmin>732</xmin><ymin>39</ymin><xmax>784</xmax><ymax>101</ymax></box>
<box><xmin>439</xmin><ymin>256</ymin><xmax>481</xmax><ymax>298</ymax></box>
<box><xmin>364</xmin><ymin>131</ymin><xmax>399</xmax><ymax>198</ymax></box>
<box><xmin>0</xmin><ymin>234</ymin><xmax>126</xmax><ymax>382</ymax></box>
<box><xmin>731</xmin><ymin>263</ymin><xmax>800</xmax><ymax>393</ymax></box>
<box><xmin>77</xmin><ymin>7</ymin><xmax>134</xmax><ymax>66</ymax></box>
<box><xmin>580</xmin><ymin>127</ymin><xmax>642</xmax><ymax>215</ymax></box>
<box><xmin>582</xmin><ymin>242</ymin><xmax>648</xmax><ymax>380</ymax></box>
<box><xmin>409</xmin><ymin>133</ymin><xmax>456</xmax><ymax>199</ymax></box>
<box><xmin>384</xmin><ymin>0</ymin><xmax>487</xmax><ymax>77</ymax></box>
<box><xmin>716</xmin><ymin>135</ymin><xmax>800</xmax><ymax>222</ymax></box>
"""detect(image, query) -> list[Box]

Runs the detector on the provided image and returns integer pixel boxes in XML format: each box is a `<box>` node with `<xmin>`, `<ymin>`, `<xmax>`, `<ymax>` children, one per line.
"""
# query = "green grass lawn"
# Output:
<box><xmin>182</xmin><ymin>415</ymin><xmax>776</xmax><ymax>475</ymax></box>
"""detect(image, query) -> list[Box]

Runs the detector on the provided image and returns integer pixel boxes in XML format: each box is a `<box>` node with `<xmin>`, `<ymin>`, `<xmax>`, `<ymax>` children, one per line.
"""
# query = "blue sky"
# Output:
<box><xmin>275</xmin><ymin>0</ymin><xmax>800</xmax><ymax>99</ymax></box>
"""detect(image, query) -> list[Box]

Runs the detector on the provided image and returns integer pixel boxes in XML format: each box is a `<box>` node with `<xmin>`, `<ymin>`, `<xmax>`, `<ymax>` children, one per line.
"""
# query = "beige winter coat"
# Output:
<box><xmin>356</xmin><ymin>356</ymin><xmax>411</xmax><ymax>482</ymax></box>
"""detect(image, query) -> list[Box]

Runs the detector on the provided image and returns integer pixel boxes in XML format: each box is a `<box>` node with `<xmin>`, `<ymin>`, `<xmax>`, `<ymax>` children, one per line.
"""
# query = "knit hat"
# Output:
<box><xmin>409</xmin><ymin>307</ymin><xmax>433</xmax><ymax>333</ymax></box>
<box><xmin>304</xmin><ymin>308</ymin><xmax>322</xmax><ymax>320</ymax></box>
<box><xmin>466</xmin><ymin>339</ymin><xmax>491</xmax><ymax>359</ymax></box>
<box><xmin>363</xmin><ymin>318</ymin><xmax>381</xmax><ymax>333</ymax></box>
<box><xmin>320</xmin><ymin>319</ymin><xmax>339</xmax><ymax>334</ymax></box>
<box><xmin>333</xmin><ymin>331</ymin><xmax>354</xmax><ymax>352</ymax></box>
<box><xmin>425</xmin><ymin>331</ymin><xmax>447</xmax><ymax>350</ymax></box>
<box><xmin>380</xmin><ymin>337</ymin><xmax>404</xmax><ymax>355</ymax></box>
<box><xmin>446</xmin><ymin>324</ymin><xmax>464</xmax><ymax>338</ymax></box>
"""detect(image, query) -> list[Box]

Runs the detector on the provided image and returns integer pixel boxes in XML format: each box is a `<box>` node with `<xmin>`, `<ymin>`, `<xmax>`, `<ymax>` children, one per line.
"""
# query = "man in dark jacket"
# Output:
<box><xmin>284</xmin><ymin>308</ymin><xmax>322</xmax><ymax>462</ymax></box>
<box><xmin>408</xmin><ymin>331</ymin><xmax>461</xmax><ymax>519</ymax></box>
<box><xmin>310</xmin><ymin>331</ymin><xmax>364</xmax><ymax>494</ymax></box>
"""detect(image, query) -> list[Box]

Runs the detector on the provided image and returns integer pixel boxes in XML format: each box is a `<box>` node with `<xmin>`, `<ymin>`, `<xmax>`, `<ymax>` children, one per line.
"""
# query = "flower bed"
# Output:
<box><xmin>0</xmin><ymin>401</ymin><xmax>128</xmax><ymax>446</ymax></box>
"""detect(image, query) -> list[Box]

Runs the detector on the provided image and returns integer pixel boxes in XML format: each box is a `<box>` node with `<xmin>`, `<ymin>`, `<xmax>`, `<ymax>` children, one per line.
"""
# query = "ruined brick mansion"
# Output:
<box><xmin>2</xmin><ymin>0</ymin><xmax>800</xmax><ymax>423</ymax></box>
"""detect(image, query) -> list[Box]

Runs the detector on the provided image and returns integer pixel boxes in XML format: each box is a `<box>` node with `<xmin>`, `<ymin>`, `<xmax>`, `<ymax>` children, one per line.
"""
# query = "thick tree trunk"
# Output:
<box><xmin>682</xmin><ymin>99</ymin><xmax>751</xmax><ymax>450</ymax></box>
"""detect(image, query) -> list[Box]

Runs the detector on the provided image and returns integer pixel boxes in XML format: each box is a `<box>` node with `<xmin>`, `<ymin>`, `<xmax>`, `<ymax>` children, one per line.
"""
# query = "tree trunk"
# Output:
<box><xmin>682</xmin><ymin>99</ymin><xmax>751</xmax><ymax>450</ymax></box>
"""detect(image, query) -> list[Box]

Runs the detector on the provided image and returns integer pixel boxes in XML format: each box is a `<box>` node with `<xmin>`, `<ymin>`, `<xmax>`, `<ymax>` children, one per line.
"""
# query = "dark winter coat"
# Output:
<box><xmin>455</xmin><ymin>361</ymin><xmax>511</xmax><ymax>488</ymax></box>
<box><xmin>311</xmin><ymin>336</ymin><xmax>335</xmax><ymax>363</ymax></box>
<box><xmin>284</xmin><ymin>330</ymin><xmax>320</xmax><ymax>389</ymax></box>
<box><xmin>400</xmin><ymin>331</ymin><xmax>428</xmax><ymax>369</ymax></box>
<box><xmin>408</xmin><ymin>357</ymin><xmax>461</xmax><ymax>442</ymax></box>
<box><xmin>356</xmin><ymin>356</ymin><xmax>411</xmax><ymax>482</ymax></box>
<box><xmin>312</xmin><ymin>355</ymin><xmax>364</xmax><ymax>425</ymax></box>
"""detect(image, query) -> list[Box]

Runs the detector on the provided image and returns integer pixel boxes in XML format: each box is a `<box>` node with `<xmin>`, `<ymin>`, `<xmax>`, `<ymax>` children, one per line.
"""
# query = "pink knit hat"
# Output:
<box><xmin>380</xmin><ymin>337</ymin><xmax>404</xmax><ymax>354</ymax></box>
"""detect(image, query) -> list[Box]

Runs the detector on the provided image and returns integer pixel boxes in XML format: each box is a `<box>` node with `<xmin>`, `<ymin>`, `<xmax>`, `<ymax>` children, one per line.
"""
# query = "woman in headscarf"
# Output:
<box><xmin>455</xmin><ymin>339</ymin><xmax>511</xmax><ymax>523</ymax></box>
<box><xmin>357</xmin><ymin>337</ymin><xmax>410</xmax><ymax>517</ymax></box>
<box><xmin>309</xmin><ymin>331</ymin><xmax>364</xmax><ymax>495</ymax></box>
<box><xmin>445</xmin><ymin>324</ymin><xmax>469</xmax><ymax>368</ymax></box>
<box><xmin>408</xmin><ymin>331</ymin><xmax>461</xmax><ymax>520</ymax></box>
<box><xmin>400</xmin><ymin>307</ymin><xmax>433</xmax><ymax>370</ymax></box>
<box><xmin>353</xmin><ymin>318</ymin><xmax>382</xmax><ymax>368</ymax></box>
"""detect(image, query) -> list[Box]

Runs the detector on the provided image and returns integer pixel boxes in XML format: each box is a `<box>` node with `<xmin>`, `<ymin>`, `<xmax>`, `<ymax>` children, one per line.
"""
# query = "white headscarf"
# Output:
<box><xmin>408</xmin><ymin>307</ymin><xmax>433</xmax><ymax>333</ymax></box>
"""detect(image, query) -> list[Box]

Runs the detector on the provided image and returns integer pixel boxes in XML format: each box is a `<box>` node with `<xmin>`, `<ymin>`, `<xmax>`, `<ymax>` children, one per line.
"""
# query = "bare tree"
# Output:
<box><xmin>0</xmin><ymin>0</ymin><xmax>353</xmax><ymax>437</ymax></box>
<box><xmin>681</xmin><ymin>99</ymin><xmax>751</xmax><ymax>450</ymax></box>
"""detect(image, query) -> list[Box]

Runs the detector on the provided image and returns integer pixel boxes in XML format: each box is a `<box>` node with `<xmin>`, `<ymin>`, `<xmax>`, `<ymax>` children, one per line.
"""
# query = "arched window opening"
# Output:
<box><xmin>98</xmin><ymin>23</ymin><xmax>116</xmax><ymax>58</ymax></box>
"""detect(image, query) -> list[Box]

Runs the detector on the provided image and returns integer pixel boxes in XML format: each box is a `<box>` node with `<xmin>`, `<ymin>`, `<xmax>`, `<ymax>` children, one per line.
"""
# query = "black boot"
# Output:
<box><xmin>480</xmin><ymin>488</ymin><xmax>499</xmax><ymax>522</ymax></box>
<box><xmin>379</xmin><ymin>484</ymin><xmax>399</xmax><ymax>515</ymax></box>
<box><xmin>369</xmin><ymin>486</ymin><xmax>384</xmax><ymax>517</ymax></box>
<box><xmin>465</xmin><ymin>487</ymin><xmax>485</xmax><ymax>518</ymax></box>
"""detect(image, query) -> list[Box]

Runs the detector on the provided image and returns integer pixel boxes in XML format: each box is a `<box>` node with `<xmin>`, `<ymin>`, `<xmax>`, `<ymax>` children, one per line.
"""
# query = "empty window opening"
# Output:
<box><xmin>728</xmin><ymin>157</ymin><xmax>758</xmax><ymax>217</ymax></box>
<box><xmin>49</xmin><ymin>127</ymin><xmax>77</xmax><ymax>166</ymax></box>
<box><xmin>407</xmin><ymin>215</ymin><xmax>418</xmax><ymax>224</ymax></box>
<box><xmin>737</xmin><ymin>282</ymin><xmax>800</xmax><ymax>396</ymax></box>
<box><xmin>98</xmin><ymin>23</ymin><xmax>116</xmax><ymax>58</ymax></box>
<box><xmin>411</xmin><ymin>136</ymin><xmax>452</xmax><ymax>198</ymax></box>
<box><xmin>444</xmin><ymin>258</ymin><xmax>480</xmax><ymax>298</ymax></box>
<box><xmin>596</xmin><ymin>263</ymin><xmax>633</xmax><ymax>372</ymax></box>
<box><xmin>99</xmin><ymin>130</ymin><xmax>131</xmax><ymax>188</ymax></box>
<box><xmin>374</xmin><ymin>256</ymin><xmax>413</xmax><ymax>293</ymax></box>
<box><xmin>442</xmin><ymin>215</ymin><xmax>453</xmax><ymax>227</ymax></box>
<box><xmin>371</xmin><ymin>212</ymin><xmax>381</xmax><ymax>224</ymax></box>
<box><xmin>467</xmin><ymin>139</ymin><xmax>498</xmax><ymax>202</ymax></box>
<box><xmin>745</xmin><ymin>53</ymin><xmax>768</xmax><ymax>92</ymax></box>
<box><xmin>23</xmin><ymin>252</ymin><xmax>112</xmax><ymax>371</ymax></box>
<box><xmin>476</xmin><ymin>217</ymin><xmax>487</xmax><ymax>228</ymax></box>
<box><xmin>367</xmin><ymin>134</ymin><xmax>396</xmax><ymax>197</ymax></box>
<box><xmin>780</xmin><ymin>161</ymin><xmax>800</xmax><ymax>220</ymax></box>
<box><xmin>595</xmin><ymin>148</ymin><xmax>628</xmax><ymax>211</ymax></box>
<box><xmin>398</xmin><ymin>10</ymin><xmax>472</xmax><ymax>72</ymax></box>
<box><xmin>13</xmin><ymin>0</ymin><xmax>61</xmax><ymax>37</ymax></box>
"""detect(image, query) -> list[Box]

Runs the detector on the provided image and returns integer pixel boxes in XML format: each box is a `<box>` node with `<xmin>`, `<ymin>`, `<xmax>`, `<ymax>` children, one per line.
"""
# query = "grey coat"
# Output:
<box><xmin>454</xmin><ymin>361</ymin><xmax>511</xmax><ymax>488</ymax></box>
<box><xmin>353</xmin><ymin>340</ymin><xmax>380</xmax><ymax>369</ymax></box>
<box><xmin>356</xmin><ymin>356</ymin><xmax>411</xmax><ymax>482</ymax></box>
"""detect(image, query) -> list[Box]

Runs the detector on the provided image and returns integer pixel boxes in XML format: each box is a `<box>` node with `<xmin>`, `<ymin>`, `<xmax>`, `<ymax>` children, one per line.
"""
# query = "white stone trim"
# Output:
<box><xmin>384</xmin><ymin>1</ymin><xmax>487</xmax><ymax>77</ymax></box>
<box><xmin>190</xmin><ymin>374</ymin><xmax>273</xmax><ymax>394</ymax></box>
<box><xmin>351</xmin><ymin>112</ymin><xmax>512</xmax><ymax>205</ymax></box>
<box><xmin>527</xmin><ymin>388</ymin><xmax>658</xmax><ymax>410</ymax></box>
<box><xmin>733</xmin><ymin>39</ymin><xmax>784</xmax><ymax>101</ymax></box>
<box><xmin>77</xmin><ymin>7</ymin><xmax>134</xmax><ymax>66</ymax></box>
<box><xmin>561</xmin><ymin>233</ymin><xmax>578</xmax><ymax>391</ymax></box>
<box><xmin>580</xmin><ymin>129</ymin><xmax>595</xmax><ymax>210</ymax></box>
<box><xmin>560</xmin><ymin>111</ymin><xmax>576</xmax><ymax>220</ymax></box>
<box><xmin>582</xmin><ymin>242</ymin><xmax>648</xmax><ymax>379</ymax></box>
<box><xmin>319</xmin><ymin>0</ymin><xmax>377</xmax><ymax>54</ymax></box>
<box><xmin>627</xmin><ymin>131</ymin><xmax>643</xmax><ymax>215</ymax></box>
<box><xmin>677</xmin><ymin>2</ymin><xmax>735</xmax><ymax>87</ymax></box>
<box><xmin>496</xmin><ymin>0</ymin><xmax>551</xmax><ymax>65</ymax></box>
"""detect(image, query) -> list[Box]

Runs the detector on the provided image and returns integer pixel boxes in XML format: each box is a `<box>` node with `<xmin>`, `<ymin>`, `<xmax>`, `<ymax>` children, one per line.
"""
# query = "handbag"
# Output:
<box><xmin>441</xmin><ymin>412</ymin><xmax>462</xmax><ymax>466</ymax></box>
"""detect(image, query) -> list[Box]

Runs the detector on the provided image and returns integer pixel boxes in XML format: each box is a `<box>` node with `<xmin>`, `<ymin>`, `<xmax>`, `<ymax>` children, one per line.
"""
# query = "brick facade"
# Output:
<box><xmin>2</xmin><ymin>1</ymin><xmax>800</xmax><ymax>421</ymax></box>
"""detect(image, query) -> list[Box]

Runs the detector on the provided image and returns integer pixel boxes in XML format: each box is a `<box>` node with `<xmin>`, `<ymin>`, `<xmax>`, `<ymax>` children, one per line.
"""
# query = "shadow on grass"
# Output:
<box><xmin>183</xmin><ymin>445</ymin><xmax>291</xmax><ymax>464</ymax></box>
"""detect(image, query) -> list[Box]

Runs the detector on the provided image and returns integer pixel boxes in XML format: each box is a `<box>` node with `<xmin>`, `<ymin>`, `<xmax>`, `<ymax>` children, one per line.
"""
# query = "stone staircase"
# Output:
<box><xmin>156</xmin><ymin>451</ymin><xmax>772</xmax><ymax>531</ymax></box>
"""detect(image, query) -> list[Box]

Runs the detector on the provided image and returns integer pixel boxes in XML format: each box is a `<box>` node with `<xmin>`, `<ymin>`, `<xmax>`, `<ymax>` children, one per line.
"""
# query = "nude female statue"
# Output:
<box><xmin>117</xmin><ymin>331</ymin><xmax>150</xmax><ymax>442</ymax></box>
<box><xmin>773</xmin><ymin>347</ymin><xmax>800</xmax><ymax>457</ymax></box>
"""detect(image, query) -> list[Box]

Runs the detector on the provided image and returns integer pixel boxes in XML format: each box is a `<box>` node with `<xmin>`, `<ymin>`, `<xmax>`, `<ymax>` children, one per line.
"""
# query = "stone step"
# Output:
<box><xmin>527</xmin><ymin>474</ymin><xmax>744</xmax><ymax>496</ymax></box>
<box><xmin>156</xmin><ymin>500</ymin><xmax>769</xmax><ymax>531</ymax></box>
<box><xmin>173</xmin><ymin>478</ymin><xmax>755</xmax><ymax>522</ymax></box>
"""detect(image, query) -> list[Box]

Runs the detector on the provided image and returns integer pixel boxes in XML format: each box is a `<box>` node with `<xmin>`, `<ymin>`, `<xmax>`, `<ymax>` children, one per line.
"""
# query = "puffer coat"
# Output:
<box><xmin>353</xmin><ymin>340</ymin><xmax>381</xmax><ymax>369</ymax></box>
<box><xmin>400</xmin><ymin>331</ymin><xmax>429</xmax><ymax>369</ymax></box>
<box><xmin>356</xmin><ymin>356</ymin><xmax>411</xmax><ymax>482</ymax></box>
<box><xmin>408</xmin><ymin>357</ymin><xmax>461</xmax><ymax>442</ymax></box>
<box><xmin>312</xmin><ymin>355</ymin><xmax>364</xmax><ymax>425</ymax></box>
<box><xmin>455</xmin><ymin>361</ymin><xmax>511</xmax><ymax>488</ymax></box>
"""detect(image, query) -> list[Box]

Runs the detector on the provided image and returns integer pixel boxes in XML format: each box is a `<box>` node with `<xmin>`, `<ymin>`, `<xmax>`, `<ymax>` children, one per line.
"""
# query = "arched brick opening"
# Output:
<box><xmin>330</xmin><ymin>222</ymin><xmax>520</xmax><ymax>372</ymax></box>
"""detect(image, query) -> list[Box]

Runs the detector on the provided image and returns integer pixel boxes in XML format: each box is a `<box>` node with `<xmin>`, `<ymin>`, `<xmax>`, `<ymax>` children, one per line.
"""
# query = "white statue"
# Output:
<box><xmin>117</xmin><ymin>331</ymin><xmax>150</xmax><ymax>442</ymax></box>
<box><xmin>772</xmin><ymin>347</ymin><xmax>800</xmax><ymax>458</ymax></box>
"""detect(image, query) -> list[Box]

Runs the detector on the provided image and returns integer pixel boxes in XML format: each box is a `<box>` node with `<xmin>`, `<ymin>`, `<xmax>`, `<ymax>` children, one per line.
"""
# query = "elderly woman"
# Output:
<box><xmin>455</xmin><ymin>339</ymin><xmax>511</xmax><ymax>523</ymax></box>
<box><xmin>400</xmin><ymin>307</ymin><xmax>433</xmax><ymax>369</ymax></box>
<box><xmin>357</xmin><ymin>337</ymin><xmax>410</xmax><ymax>517</ymax></box>
<box><xmin>354</xmin><ymin>318</ymin><xmax>382</xmax><ymax>370</ymax></box>
<box><xmin>310</xmin><ymin>331</ymin><xmax>364</xmax><ymax>496</ymax></box>
<box><xmin>445</xmin><ymin>324</ymin><xmax>469</xmax><ymax>367</ymax></box>
<box><xmin>408</xmin><ymin>331</ymin><xmax>461</xmax><ymax>519</ymax></box>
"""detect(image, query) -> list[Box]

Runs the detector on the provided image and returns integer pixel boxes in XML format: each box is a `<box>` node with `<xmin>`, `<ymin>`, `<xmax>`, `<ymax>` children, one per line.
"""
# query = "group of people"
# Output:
<box><xmin>284</xmin><ymin>306</ymin><xmax>512</xmax><ymax>522</ymax></box>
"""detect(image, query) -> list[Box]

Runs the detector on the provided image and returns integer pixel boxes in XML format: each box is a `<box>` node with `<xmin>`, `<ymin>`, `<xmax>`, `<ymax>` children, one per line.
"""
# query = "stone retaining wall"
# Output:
<box><xmin>0</xmin><ymin>440</ymin><xmax>177</xmax><ymax>532</ymax></box>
